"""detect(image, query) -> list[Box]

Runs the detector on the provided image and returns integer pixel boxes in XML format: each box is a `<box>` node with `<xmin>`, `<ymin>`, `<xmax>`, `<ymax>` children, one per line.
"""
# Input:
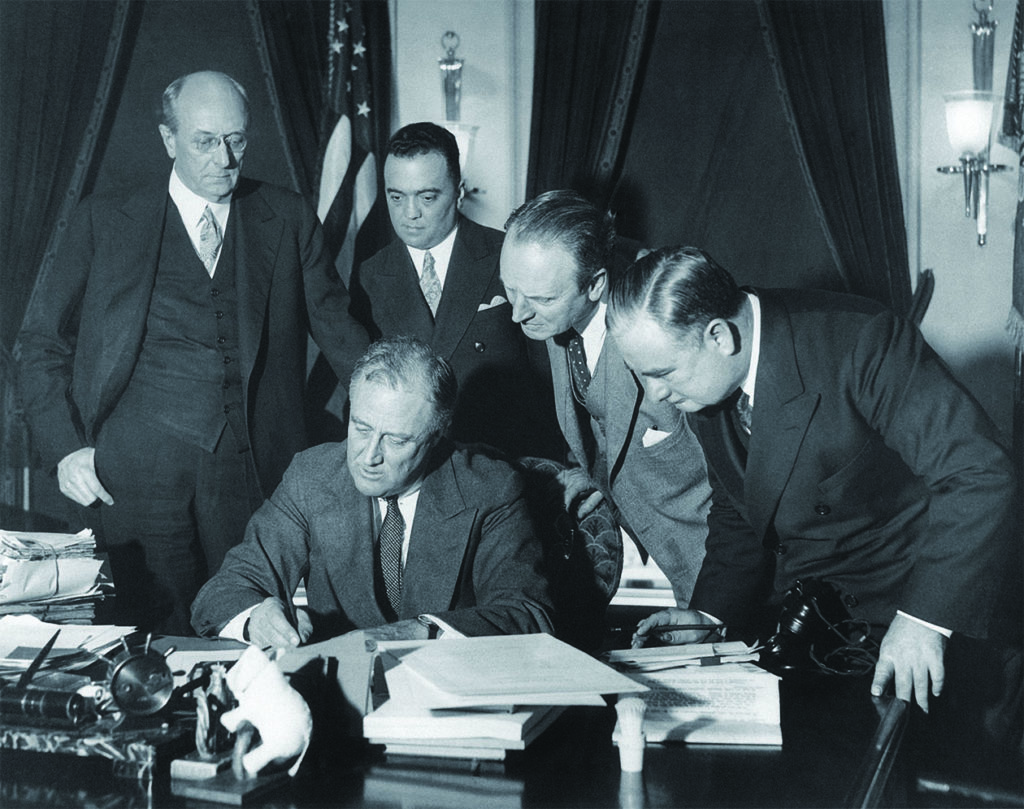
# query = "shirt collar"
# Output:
<box><xmin>168</xmin><ymin>168</ymin><xmax>231</xmax><ymax>231</ymax></box>
<box><xmin>577</xmin><ymin>300</ymin><xmax>607</xmax><ymax>375</ymax></box>
<box><xmin>405</xmin><ymin>224</ymin><xmax>458</xmax><ymax>282</ymax></box>
<box><xmin>740</xmin><ymin>291</ymin><xmax>761</xmax><ymax>404</ymax></box>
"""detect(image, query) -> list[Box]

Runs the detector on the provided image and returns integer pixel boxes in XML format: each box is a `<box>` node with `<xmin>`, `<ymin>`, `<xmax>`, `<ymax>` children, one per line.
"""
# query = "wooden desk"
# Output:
<box><xmin>1</xmin><ymin>673</ymin><xmax>912</xmax><ymax>809</ymax></box>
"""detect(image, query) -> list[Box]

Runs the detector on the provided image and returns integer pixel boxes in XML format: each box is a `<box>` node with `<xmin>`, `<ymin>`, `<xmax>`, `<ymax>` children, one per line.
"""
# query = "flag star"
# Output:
<box><xmin>350</xmin><ymin>62</ymin><xmax>359</xmax><ymax>72</ymax></box>
<box><xmin>347</xmin><ymin>80</ymin><xmax>352</xmax><ymax>93</ymax></box>
<box><xmin>357</xmin><ymin>101</ymin><xmax>371</xmax><ymax>117</ymax></box>
<box><xmin>337</xmin><ymin>19</ymin><xmax>349</xmax><ymax>34</ymax></box>
<box><xmin>330</xmin><ymin>41</ymin><xmax>343</xmax><ymax>55</ymax></box>
<box><xmin>353</xmin><ymin>41</ymin><xmax>366</xmax><ymax>57</ymax></box>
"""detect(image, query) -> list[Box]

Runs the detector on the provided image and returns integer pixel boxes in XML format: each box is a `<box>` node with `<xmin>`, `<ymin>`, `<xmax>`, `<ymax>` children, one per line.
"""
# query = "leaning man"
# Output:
<box><xmin>192</xmin><ymin>336</ymin><xmax>554</xmax><ymax>646</ymax></box>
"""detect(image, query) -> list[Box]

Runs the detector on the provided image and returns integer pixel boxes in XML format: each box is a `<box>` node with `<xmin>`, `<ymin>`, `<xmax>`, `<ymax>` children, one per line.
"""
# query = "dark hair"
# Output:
<box><xmin>607</xmin><ymin>246</ymin><xmax>746</xmax><ymax>342</ymax></box>
<box><xmin>161</xmin><ymin>71</ymin><xmax>249</xmax><ymax>133</ymax></box>
<box><xmin>387</xmin><ymin>122</ymin><xmax>461</xmax><ymax>190</ymax></box>
<box><xmin>350</xmin><ymin>336</ymin><xmax>458</xmax><ymax>437</ymax></box>
<box><xmin>503</xmin><ymin>190</ymin><xmax>616</xmax><ymax>292</ymax></box>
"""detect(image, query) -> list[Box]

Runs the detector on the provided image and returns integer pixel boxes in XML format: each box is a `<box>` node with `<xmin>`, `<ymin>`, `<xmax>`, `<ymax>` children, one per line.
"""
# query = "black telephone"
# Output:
<box><xmin>759</xmin><ymin>579</ymin><xmax>879</xmax><ymax>676</ymax></box>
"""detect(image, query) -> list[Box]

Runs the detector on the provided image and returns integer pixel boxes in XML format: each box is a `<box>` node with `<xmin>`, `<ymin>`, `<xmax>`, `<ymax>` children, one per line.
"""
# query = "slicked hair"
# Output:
<box><xmin>387</xmin><ymin>122</ymin><xmax>461</xmax><ymax>190</ymax></box>
<box><xmin>503</xmin><ymin>190</ymin><xmax>616</xmax><ymax>292</ymax></box>
<box><xmin>607</xmin><ymin>246</ymin><xmax>746</xmax><ymax>343</ymax></box>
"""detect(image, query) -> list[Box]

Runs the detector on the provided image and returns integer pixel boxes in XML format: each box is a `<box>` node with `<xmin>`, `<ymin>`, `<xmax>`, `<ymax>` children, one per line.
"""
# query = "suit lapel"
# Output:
<box><xmin>326</xmin><ymin>462</ymin><xmax>380</xmax><ymax>611</ymax></box>
<box><xmin>376</xmin><ymin>240</ymin><xmax>436</xmax><ymax>341</ymax></box>
<box><xmin>597</xmin><ymin>338</ymin><xmax>642</xmax><ymax>486</ymax></box>
<box><xmin>402</xmin><ymin>453</ymin><xmax>471</xmax><ymax>614</ymax></box>
<box><xmin>431</xmin><ymin>219</ymin><xmax>494</xmax><ymax>359</ymax></box>
<box><xmin>95</xmin><ymin>188</ymin><xmax>167</xmax><ymax>423</ymax></box>
<box><xmin>547</xmin><ymin>339</ymin><xmax>588</xmax><ymax>464</ymax></box>
<box><xmin>229</xmin><ymin>184</ymin><xmax>275</xmax><ymax>379</ymax></box>
<box><xmin>744</xmin><ymin>292</ymin><xmax>819</xmax><ymax>540</ymax></box>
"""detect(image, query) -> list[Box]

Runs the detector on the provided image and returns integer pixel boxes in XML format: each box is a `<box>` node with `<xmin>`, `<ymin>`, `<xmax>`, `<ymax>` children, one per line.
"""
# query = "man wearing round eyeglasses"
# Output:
<box><xmin>17</xmin><ymin>70</ymin><xmax>369</xmax><ymax>635</ymax></box>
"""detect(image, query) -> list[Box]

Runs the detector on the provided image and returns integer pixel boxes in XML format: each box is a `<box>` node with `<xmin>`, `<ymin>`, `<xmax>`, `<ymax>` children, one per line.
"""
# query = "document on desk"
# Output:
<box><xmin>394</xmin><ymin>633</ymin><xmax>647</xmax><ymax>709</ymax></box>
<box><xmin>607</xmin><ymin>641</ymin><xmax>760</xmax><ymax>672</ymax></box>
<box><xmin>622</xmin><ymin>662</ymin><xmax>782</xmax><ymax>746</ymax></box>
<box><xmin>0</xmin><ymin>614</ymin><xmax>135</xmax><ymax>672</ymax></box>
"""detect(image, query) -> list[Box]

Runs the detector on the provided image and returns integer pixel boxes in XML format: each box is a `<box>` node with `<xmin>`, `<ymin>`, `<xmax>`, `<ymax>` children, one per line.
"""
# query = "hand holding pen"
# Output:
<box><xmin>631</xmin><ymin>608</ymin><xmax>724</xmax><ymax>649</ymax></box>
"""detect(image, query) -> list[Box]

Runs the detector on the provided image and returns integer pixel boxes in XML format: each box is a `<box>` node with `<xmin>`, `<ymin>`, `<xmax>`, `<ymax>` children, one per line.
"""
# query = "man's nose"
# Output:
<box><xmin>402</xmin><ymin>198</ymin><xmax>421</xmax><ymax>219</ymax></box>
<box><xmin>360</xmin><ymin>436</ymin><xmax>384</xmax><ymax>464</ymax></box>
<box><xmin>212</xmin><ymin>138</ymin><xmax>235</xmax><ymax>168</ymax></box>
<box><xmin>647</xmin><ymin>378</ymin><xmax>671</xmax><ymax>402</ymax></box>
<box><xmin>508</xmin><ymin>293</ymin><xmax>532</xmax><ymax>324</ymax></box>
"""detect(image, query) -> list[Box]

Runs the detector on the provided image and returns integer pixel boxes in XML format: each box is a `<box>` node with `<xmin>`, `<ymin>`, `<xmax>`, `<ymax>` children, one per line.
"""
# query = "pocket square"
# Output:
<box><xmin>477</xmin><ymin>295</ymin><xmax>509</xmax><ymax>312</ymax></box>
<box><xmin>642</xmin><ymin>428</ymin><xmax>672</xmax><ymax>448</ymax></box>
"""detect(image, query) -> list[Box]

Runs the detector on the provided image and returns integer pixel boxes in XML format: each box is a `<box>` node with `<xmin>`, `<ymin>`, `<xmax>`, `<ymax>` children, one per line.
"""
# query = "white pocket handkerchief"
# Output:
<box><xmin>477</xmin><ymin>295</ymin><xmax>509</xmax><ymax>312</ymax></box>
<box><xmin>642</xmin><ymin>428</ymin><xmax>672</xmax><ymax>448</ymax></box>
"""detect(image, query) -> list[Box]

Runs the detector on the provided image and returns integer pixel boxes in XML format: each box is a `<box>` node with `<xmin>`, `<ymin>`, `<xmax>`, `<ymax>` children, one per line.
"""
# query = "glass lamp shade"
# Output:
<box><xmin>943</xmin><ymin>91</ymin><xmax>998</xmax><ymax>156</ymax></box>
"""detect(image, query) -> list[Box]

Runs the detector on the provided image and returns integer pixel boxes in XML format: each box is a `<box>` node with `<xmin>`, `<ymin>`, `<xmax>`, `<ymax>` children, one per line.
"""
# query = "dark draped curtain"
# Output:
<box><xmin>527</xmin><ymin>0</ymin><xmax>911</xmax><ymax>314</ymax></box>
<box><xmin>0</xmin><ymin>0</ymin><xmax>136</xmax><ymax>352</ymax></box>
<box><xmin>757</xmin><ymin>0</ymin><xmax>912</xmax><ymax>315</ymax></box>
<box><xmin>526</xmin><ymin>0</ymin><xmax>657</xmax><ymax>209</ymax></box>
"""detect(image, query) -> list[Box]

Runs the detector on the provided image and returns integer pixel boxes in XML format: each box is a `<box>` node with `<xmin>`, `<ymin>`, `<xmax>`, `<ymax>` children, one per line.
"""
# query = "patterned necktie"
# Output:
<box><xmin>419</xmin><ymin>250</ymin><xmax>442</xmax><ymax>317</ymax></box>
<box><xmin>736</xmin><ymin>390</ymin><xmax>753</xmax><ymax>434</ymax></box>
<box><xmin>378</xmin><ymin>495</ymin><xmax>405</xmax><ymax>614</ymax></box>
<box><xmin>566</xmin><ymin>330</ymin><xmax>592</xmax><ymax>404</ymax></box>
<box><xmin>198</xmin><ymin>206</ymin><xmax>222</xmax><ymax>276</ymax></box>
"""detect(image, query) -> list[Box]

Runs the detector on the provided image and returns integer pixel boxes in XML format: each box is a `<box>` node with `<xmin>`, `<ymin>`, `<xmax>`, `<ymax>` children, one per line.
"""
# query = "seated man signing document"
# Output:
<box><xmin>191</xmin><ymin>336</ymin><xmax>554</xmax><ymax>647</ymax></box>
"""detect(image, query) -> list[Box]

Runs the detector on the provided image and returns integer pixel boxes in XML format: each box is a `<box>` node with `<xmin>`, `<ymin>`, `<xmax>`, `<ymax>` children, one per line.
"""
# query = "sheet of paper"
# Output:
<box><xmin>625</xmin><ymin>662</ymin><xmax>782</xmax><ymax>745</ymax></box>
<box><xmin>396</xmin><ymin>633</ymin><xmax>646</xmax><ymax>708</ymax></box>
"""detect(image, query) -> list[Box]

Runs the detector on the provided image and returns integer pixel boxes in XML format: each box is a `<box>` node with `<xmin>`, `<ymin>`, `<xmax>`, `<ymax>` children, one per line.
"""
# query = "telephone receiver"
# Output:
<box><xmin>759</xmin><ymin>578</ymin><xmax>877</xmax><ymax>676</ymax></box>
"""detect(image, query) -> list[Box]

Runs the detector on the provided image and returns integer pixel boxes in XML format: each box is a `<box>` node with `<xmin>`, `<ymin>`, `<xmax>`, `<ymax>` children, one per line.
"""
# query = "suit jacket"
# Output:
<box><xmin>16</xmin><ymin>178</ymin><xmax>368</xmax><ymax>496</ymax></box>
<box><xmin>350</xmin><ymin>215</ymin><xmax>562</xmax><ymax>460</ymax></box>
<box><xmin>190</xmin><ymin>442</ymin><xmax>555</xmax><ymax>639</ymax></box>
<box><xmin>547</xmin><ymin>333</ymin><xmax>711</xmax><ymax>605</ymax></box>
<box><xmin>688</xmin><ymin>288</ymin><xmax>1017</xmax><ymax>639</ymax></box>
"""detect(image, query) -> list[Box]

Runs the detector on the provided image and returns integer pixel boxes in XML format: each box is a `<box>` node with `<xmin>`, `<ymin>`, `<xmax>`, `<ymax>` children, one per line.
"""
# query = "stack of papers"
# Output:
<box><xmin>0</xmin><ymin>530</ymin><xmax>112</xmax><ymax>623</ymax></box>
<box><xmin>608</xmin><ymin>644</ymin><xmax>781</xmax><ymax>746</ymax></box>
<box><xmin>364</xmin><ymin>633</ymin><xmax>646</xmax><ymax>760</ymax></box>
<box><xmin>0</xmin><ymin>614</ymin><xmax>135</xmax><ymax>676</ymax></box>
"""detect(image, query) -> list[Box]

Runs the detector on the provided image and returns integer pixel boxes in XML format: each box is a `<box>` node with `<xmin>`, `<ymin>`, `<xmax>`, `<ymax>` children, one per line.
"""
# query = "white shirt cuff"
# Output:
<box><xmin>221</xmin><ymin>605</ymin><xmax>258</xmax><ymax>642</ymax></box>
<box><xmin>897</xmin><ymin>610</ymin><xmax>952</xmax><ymax>637</ymax></box>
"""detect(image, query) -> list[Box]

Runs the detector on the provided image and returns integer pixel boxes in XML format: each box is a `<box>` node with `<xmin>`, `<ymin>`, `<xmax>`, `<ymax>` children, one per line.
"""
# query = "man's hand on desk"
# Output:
<box><xmin>632</xmin><ymin>608</ymin><xmax>721</xmax><ymax>648</ymax></box>
<box><xmin>247</xmin><ymin>597</ymin><xmax>312</xmax><ymax>649</ymax></box>
<box><xmin>57</xmin><ymin>447</ymin><xmax>114</xmax><ymax>507</ymax></box>
<box><xmin>555</xmin><ymin>467</ymin><xmax>604</xmax><ymax>520</ymax></box>
<box><xmin>870</xmin><ymin>613</ymin><xmax>946</xmax><ymax>713</ymax></box>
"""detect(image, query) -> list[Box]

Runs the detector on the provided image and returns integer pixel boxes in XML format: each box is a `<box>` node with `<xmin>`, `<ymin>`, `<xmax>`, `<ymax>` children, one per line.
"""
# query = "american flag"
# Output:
<box><xmin>306</xmin><ymin>0</ymin><xmax>391</xmax><ymax>440</ymax></box>
<box><xmin>317</xmin><ymin>0</ymin><xmax>391</xmax><ymax>286</ymax></box>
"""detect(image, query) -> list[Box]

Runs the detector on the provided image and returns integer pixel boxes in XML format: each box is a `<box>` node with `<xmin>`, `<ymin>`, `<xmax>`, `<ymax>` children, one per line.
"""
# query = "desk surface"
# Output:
<box><xmin>2</xmin><ymin>674</ymin><xmax>912</xmax><ymax>809</ymax></box>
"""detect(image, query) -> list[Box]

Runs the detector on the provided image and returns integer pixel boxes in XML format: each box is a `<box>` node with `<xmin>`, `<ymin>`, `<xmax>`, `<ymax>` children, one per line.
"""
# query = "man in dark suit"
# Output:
<box><xmin>349</xmin><ymin>122</ymin><xmax>561</xmax><ymax>461</ymax></box>
<box><xmin>607</xmin><ymin>246</ymin><xmax>1019</xmax><ymax>737</ymax></box>
<box><xmin>500</xmin><ymin>191</ymin><xmax>712</xmax><ymax>605</ymax></box>
<box><xmin>16</xmin><ymin>71</ymin><xmax>368</xmax><ymax>634</ymax></box>
<box><xmin>191</xmin><ymin>336</ymin><xmax>554</xmax><ymax>646</ymax></box>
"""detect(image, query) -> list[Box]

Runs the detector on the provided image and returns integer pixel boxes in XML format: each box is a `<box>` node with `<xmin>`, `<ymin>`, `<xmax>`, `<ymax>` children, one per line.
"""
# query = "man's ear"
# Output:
<box><xmin>705</xmin><ymin>319</ymin><xmax>740</xmax><ymax>356</ymax></box>
<box><xmin>158</xmin><ymin>124</ymin><xmax>176</xmax><ymax>160</ymax></box>
<box><xmin>588</xmin><ymin>268</ymin><xmax>608</xmax><ymax>302</ymax></box>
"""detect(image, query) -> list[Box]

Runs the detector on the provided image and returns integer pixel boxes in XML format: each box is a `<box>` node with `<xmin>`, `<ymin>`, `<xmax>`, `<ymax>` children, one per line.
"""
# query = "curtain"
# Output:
<box><xmin>0</xmin><ymin>0</ymin><xmax>136</xmax><ymax>352</ymax></box>
<box><xmin>526</xmin><ymin>0</ymin><xmax>657</xmax><ymax>209</ymax></box>
<box><xmin>756</xmin><ymin>0</ymin><xmax>912</xmax><ymax>315</ymax></box>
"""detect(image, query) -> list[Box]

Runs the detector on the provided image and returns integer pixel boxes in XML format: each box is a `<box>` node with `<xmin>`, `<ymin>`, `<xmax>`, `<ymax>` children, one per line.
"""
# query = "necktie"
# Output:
<box><xmin>736</xmin><ymin>390</ymin><xmax>753</xmax><ymax>434</ymax></box>
<box><xmin>566</xmin><ymin>330</ymin><xmax>592</xmax><ymax>404</ymax></box>
<box><xmin>198</xmin><ymin>206</ymin><xmax>222</xmax><ymax>276</ymax></box>
<box><xmin>378</xmin><ymin>496</ymin><xmax>405</xmax><ymax>614</ymax></box>
<box><xmin>419</xmin><ymin>250</ymin><xmax>442</xmax><ymax>317</ymax></box>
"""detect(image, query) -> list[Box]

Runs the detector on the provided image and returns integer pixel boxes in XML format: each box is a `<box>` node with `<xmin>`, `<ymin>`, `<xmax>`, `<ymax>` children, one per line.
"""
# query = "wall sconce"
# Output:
<box><xmin>438</xmin><ymin>30</ymin><xmax>480</xmax><ymax>197</ymax></box>
<box><xmin>936</xmin><ymin>1</ymin><xmax>1010</xmax><ymax>246</ymax></box>
<box><xmin>938</xmin><ymin>91</ymin><xmax>1008</xmax><ymax>246</ymax></box>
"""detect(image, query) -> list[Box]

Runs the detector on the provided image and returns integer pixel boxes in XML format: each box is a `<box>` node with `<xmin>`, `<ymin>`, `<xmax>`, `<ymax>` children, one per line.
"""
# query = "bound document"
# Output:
<box><xmin>618</xmin><ymin>662</ymin><xmax>782</xmax><ymax>746</ymax></box>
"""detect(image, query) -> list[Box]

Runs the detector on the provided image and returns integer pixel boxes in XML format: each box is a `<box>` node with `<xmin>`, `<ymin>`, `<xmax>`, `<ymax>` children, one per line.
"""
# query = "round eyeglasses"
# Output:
<box><xmin>191</xmin><ymin>133</ymin><xmax>247</xmax><ymax>155</ymax></box>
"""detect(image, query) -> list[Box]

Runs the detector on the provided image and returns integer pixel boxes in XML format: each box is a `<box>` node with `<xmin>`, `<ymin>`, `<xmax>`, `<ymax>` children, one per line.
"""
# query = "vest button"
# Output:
<box><xmin>223</xmin><ymin>356</ymin><xmax>232</xmax><ymax>365</ymax></box>
<box><xmin>474</xmin><ymin>341</ymin><xmax>485</xmax><ymax>353</ymax></box>
<box><xmin>217</xmin><ymin>336</ymin><xmax>226</xmax><ymax>344</ymax></box>
<box><xmin>210</xmin><ymin>288</ymin><xmax>220</xmax><ymax>297</ymax></box>
<box><xmin>224</xmin><ymin>405</ymin><xmax>231</xmax><ymax>414</ymax></box>
<box><xmin>843</xmin><ymin>594</ymin><xmax>859</xmax><ymax>608</ymax></box>
<box><xmin>814</xmin><ymin>503</ymin><xmax>831</xmax><ymax>516</ymax></box>
<box><xmin>774</xmin><ymin>544</ymin><xmax>787</xmax><ymax>555</ymax></box>
<box><xmin>215</xmin><ymin>311</ymin><xmax>224</xmax><ymax>319</ymax></box>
